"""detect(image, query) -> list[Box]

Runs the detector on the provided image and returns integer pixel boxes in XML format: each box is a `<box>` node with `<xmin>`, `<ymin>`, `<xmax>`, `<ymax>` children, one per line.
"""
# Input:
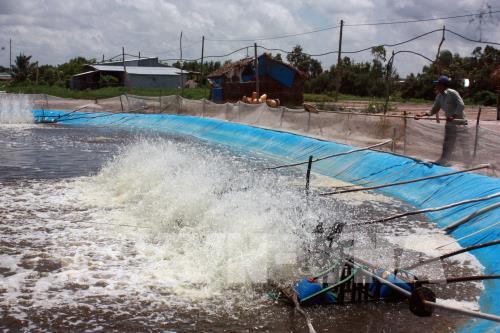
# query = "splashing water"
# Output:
<box><xmin>0</xmin><ymin>127</ymin><xmax>484</xmax><ymax>332</ymax></box>
<box><xmin>79</xmin><ymin>139</ymin><xmax>343</xmax><ymax>297</ymax></box>
<box><xmin>0</xmin><ymin>94</ymin><xmax>34</xmax><ymax>124</ymax></box>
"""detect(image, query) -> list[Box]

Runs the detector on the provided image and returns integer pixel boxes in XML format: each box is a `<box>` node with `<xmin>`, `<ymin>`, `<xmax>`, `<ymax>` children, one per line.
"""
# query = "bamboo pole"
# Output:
<box><xmin>403</xmin><ymin>111</ymin><xmax>408</xmax><ymax>154</ymax></box>
<box><xmin>351</xmin><ymin>191</ymin><xmax>500</xmax><ymax>226</ymax></box>
<box><xmin>402</xmin><ymin>239</ymin><xmax>500</xmax><ymax>271</ymax></box>
<box><xmin>292</xmin><ymin>293</ymin><xmax>317</xmax><ymax>333</ymax></box>
<box><xmin>320</xmin><ymin>164</ymin><xmax>490</xmax><ymax>196</ymax></box>
<box><xmin>473</xmin><ymin>107</ymin><xmax>482</xmax><ymax>160</ymax></box>
<box><xmin>334</xmin><ymin>20</ymin><xmax>344</xmax><ymax>102</ymax></box>
<box><xmin>254</xmin><ymin>42</ymin><xmax>259</xmax><ymax>98</ymax></box>
<box><xmin>444</xmin><ymin>201</ymin><xmax>500</xmax><ymax>233</ymax></box>
<box><xmin>417</xmin><ymin>275</ymin><xmax>500</xmax><ymax>285</ymax></box>
<box><xmin>316</xmin><ymin>108</ymin><xmax>448</xmax><ymax>121</ymax></box>
<box><xmin>435</xmin><ymin>221</ymin><xmax>500</xmax><ymax>250</ymax></box>
<box><xmin>305</xmin><ymin>156</ymin><xmax>313</xmax><ymax>192</ymax></box>
<box><xmin>258</xmin><ymin>140</ymin><xmax>392</xmax><ymax>171</ymax></box>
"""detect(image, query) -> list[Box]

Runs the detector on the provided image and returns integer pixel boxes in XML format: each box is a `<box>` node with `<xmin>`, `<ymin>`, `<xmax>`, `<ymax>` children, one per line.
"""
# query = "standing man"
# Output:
<box><xmin>414</xmin><ymin>75</ymin><xmax>470</xmax><ymax>166</ymax></box>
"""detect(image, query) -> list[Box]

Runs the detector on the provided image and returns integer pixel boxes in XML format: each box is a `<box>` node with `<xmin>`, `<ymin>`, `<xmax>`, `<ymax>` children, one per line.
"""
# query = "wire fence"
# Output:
<box><xmin>31</xmin><ymin>93</ymin><xmax>500</xmax><ymax>174</ymax></box>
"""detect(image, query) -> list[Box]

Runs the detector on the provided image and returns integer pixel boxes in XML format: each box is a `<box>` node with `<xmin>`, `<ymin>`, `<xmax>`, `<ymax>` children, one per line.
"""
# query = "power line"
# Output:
<box><xmin>204</xmin><ymin>9</ymin><xmax>500</xmax><ymax>43</ymax></box>
<box><xmin>258</xmin><ymin>28</ymin><xmax>443</xmax><ymax>57</ymax></box>
<box><xmin>205</xmin><ymin>25</ymin><xmax>339</xmax><ymax>42</ymax></box>
<box><xmin>161</xmin><ymin>45</ymin><xmax>252</xmax><ymax>63</ymax></box>
<box><xmin>446</xmin><ymin>28</ymin><xmax>500</xmax><ymax>46</ymax></box>
<box><xmin>344</xmin><ymin>9</ymin><xmax>500</xmax><ymax>27</ymax></box>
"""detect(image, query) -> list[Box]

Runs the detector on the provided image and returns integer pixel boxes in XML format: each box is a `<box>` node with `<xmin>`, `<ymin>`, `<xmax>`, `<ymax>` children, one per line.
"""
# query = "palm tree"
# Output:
<box><xmin>12</xmin><ymin>53</ymin><xmax>38</xmax><ymax>82</ymax></box>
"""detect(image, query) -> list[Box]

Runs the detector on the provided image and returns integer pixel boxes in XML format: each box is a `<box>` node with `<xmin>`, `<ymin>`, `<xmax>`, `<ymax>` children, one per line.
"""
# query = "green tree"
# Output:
<box><xmin>286</xmin><ymin>45</ymin><xmax>323</xmax><ymax>79</ymax></box>
<box><xmin>57</xmin><ymin>57</ymin><xmax>94</xmax><ymax>86</ymax></box>
<box><xmin>38</xmin><ymin>65</ymin><xmax>59</xmax><ymax>86</ymax></box>
<box><xmin>12</xmin><ymin>53</ymin><xmax>38</xmax><ymax>83</ymax></box>
<box><xmin>399</xmin><ymin>45</ymin><xmax>499</xmax><ymax>105</ymax></box>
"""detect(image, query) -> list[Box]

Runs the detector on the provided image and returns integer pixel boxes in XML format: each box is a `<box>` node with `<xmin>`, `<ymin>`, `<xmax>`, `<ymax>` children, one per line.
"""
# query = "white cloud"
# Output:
<box><xmin>0</xmin><ymin>0</ymin><xmax>498</xmax><ymax>76</ymax></box>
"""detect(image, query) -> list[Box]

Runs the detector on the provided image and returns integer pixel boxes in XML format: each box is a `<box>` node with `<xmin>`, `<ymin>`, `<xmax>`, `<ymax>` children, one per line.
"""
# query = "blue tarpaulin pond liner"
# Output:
<box><xmin>33</xmin><ymin>109</ymin><xmax>500</xmax><ymax>332</ymax></box>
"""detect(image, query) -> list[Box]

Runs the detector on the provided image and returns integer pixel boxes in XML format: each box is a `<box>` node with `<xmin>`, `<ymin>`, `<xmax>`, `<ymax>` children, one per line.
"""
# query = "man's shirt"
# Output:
<box><xmin>427</xmin><ymin>88</ymin><xmax>465</xmax><ymax>120</ymax></box>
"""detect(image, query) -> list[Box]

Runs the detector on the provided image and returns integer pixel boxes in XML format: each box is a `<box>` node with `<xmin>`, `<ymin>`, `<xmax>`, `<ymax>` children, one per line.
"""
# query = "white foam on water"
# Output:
<box><xmin>0</xmin><ymin>136</ymin><xmax>484</xmax><ymax>329</ymax></box>
<box><xmin>0</xmin><ymin>93</ymin><xmax>34</xmax><ymax>124</ymax></box>
<box><xmin>0</xmin><ymin>138</ymin><xmax>353</xmax><ymax>325</ymax></box>
<box><xmin>436</xmin><ymin>298</ymin><xmax>480</xmax><ymax>312</ymax></box>
<box><xmin>77</xmin><ymin>139</ymin><xmax>338</xmax><ymax>297</ymax></box>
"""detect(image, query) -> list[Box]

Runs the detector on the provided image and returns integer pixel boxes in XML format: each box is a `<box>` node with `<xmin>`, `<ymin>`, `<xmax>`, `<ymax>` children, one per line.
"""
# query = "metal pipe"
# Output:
<box><xmin>345</xmin><ymin>259</ymin><xmax>500</xmax><ymax>322</ymax></box>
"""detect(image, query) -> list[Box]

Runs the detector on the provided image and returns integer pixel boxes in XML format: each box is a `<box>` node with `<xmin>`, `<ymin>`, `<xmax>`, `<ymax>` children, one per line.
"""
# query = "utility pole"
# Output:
<box><xmin>122</xmin><ymin>46</ymin><xmax>128</xmax><ymax>88</ymax></box>
<box><xmin>180</xmin><ymin>31</ymin><xmax>184</xmax><ymax>97</ymax></box>
<box><xmin>335</xmin><ymin>20</ymin><xmax>344</xmax><ymax>102</ymax></box>
<box><xmin>9</xmin><ymin>38</ymin><xmax>12</xmax><ymax>71</ymax></box>
<box><xmin>138</xmin><ymin>51</ymin><xmax>141</xmax><ymax>59</ymax></box>
<box><xmin>200</xmin><ymin>35</ymin><xmax>205</xmax><ymax>87</ymax></box>
<box><xmin>254</xmin><ymin>42</ymin><xmax>259</xmax><ymax>98</ymax></box>
<box><xmin>102</xmin><ymin>54</ymin><xmax>105</xmax><ymax>63</ymax></box>
<box><xmin>384</xmin><ymin>51</ymin><xmax>395</xmax><ymax>114</ymax></box>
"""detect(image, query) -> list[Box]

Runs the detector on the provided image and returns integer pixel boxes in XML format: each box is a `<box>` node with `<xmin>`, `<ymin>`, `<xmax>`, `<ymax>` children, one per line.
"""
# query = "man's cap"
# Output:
<box><xmin>433</xmin><ymin>75</ymin><xmax>451</xmax><ymax>85</ymax></box>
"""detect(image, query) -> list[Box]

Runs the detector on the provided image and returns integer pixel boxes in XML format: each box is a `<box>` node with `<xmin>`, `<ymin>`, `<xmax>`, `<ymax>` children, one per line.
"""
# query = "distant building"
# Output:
<box><xmin>207</xmin><ymin>54</ymin><xmax>305</xmax><ymax>105</ymax></box>
<box><xmin>70</xmin><ymin>57</ymin><xmax>189</xmax><ymax>90</ymax></box>
<box><xmin>0</xmin><ymin>72</ymin><xmax>13</xmax><ymax>82</ymax></box>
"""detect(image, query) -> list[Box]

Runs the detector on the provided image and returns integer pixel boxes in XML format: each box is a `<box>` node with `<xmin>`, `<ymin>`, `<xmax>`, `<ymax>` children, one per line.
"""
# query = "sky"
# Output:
<box><xmin>0</xmin><ymin>0</ymin><xmax>499</xmax><ymax>77</ymax></box>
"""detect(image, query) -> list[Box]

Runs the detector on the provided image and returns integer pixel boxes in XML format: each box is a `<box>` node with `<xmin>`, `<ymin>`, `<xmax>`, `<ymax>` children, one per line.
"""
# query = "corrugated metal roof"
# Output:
<box><xmin>91</xmin><ymin>65</ymin><xmax>182</xmax><ymax>76</ymax></box>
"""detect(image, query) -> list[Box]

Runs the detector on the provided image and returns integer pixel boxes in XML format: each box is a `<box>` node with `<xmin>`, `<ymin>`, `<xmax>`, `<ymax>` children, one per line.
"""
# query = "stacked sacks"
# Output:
<box><xmin>241</xmin><ymin>92</ymin><xmax>281</xmax><ymax>108</ymax></box>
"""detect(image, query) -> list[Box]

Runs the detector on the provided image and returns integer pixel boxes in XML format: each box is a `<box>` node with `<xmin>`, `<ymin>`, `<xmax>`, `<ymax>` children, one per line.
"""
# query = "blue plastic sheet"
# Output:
<box><xmin>33</xmin><ymin>110</ymin><xmax>500</xmax><ymax>332</ymax></box>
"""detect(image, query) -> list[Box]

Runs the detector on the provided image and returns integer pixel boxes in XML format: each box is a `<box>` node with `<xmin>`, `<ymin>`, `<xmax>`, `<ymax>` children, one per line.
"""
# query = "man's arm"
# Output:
<box><xmin>415</xmin><ymin>95</ymin><xmax>440</xmax><ymax>119</ymax></box>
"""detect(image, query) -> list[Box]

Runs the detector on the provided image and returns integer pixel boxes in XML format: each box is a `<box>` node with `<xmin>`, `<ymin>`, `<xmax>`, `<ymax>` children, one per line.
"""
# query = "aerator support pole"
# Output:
<box><xmin>305</xmin><ymin>155</ymin><xmax>313</xmax><ymax>193</ymax></box>
<box><xmin>345</xmin><ymin>259</ymin><xmax>500</xmax><ymax>322</ymax></box>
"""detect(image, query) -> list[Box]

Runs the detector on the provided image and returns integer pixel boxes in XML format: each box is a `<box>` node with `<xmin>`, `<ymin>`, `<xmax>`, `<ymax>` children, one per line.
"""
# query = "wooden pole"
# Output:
<box><xmin>391</xmin><ymin>127</ymin><xmax>396</xmax><ymax>152</ymax></box>
<box><xmin>384</xmin><ymin>51</ymin><xmax>395</xmax><ymax>114</ymax></box>
<box><xmin>497</xmin><ymin>90</ymin><xmax>500</xmax><ymax>121</ymax></box>
<box><xmin>403</xmin><ymin>240</ymin><xmax>500</xmax><ymax>271</ymax></box>
<box><xmin>9</xmin><ymin>38</ymin><xmax>11</xmax><ymax>71</ymax></box>
<box><xmin>138</xmin><ymin>51</ymin><xmax>141</xmax><ymax>59</ymax></box>
<box><xmin>305</xmin><ymin>155</ymin><xmax>313</xmax><ymax>192</ymax></box>
<box><xmin>320</xmin><ymin>164</ymin><xmax>490</xmax><ymax>196</ymax></box>
<box><xmin>434</xmin><ymin>26</ymin><xmax>445</xmax><ymax>124</ymax></box>
<box><xmin>335</xmin><ymin>20</ymin><xmax>344</xmax><ymax>102</ymax></box>
<box><xmin>122</xmin><ymin>46</ymin><xmax>128</xmax><ymax>88</ymax></box>
<box><xmin>180</xmin><ymin>31</ymin><xmax>184</xmax><ymax>97</ymax></box>
<box><xmin>254</xmin><ymin>42</ymin><xmax>259</xmax><ymax>98</ymax></box>
<box><xmin>258</xmin><ymin>140</ymin><xmax>392</xmax><ymax>171</ymax></box>
<box><xmin>200</xmin><ymin>36</ymin><xmax>205</xmax><ymax>87</ymax></box>
<box><xmin>444</xmin><ymin>201</ymin><xmax>500</xmax><ymax>233</ymax></box>
<box><xmin>403</xmin><ymin>111</ymin><xmax>407</xmax><ymax>154</ymax></box>
<box><xmin>473</xmin><ymin>107</ymin><xmax>482</xmax><ymax>159</ymax></box>
<box><xmin>351</xmin><ymin>191</ymin><xmax>500</xmax><ymax>226</ymax></box>
<box><xmin>417</xmin><ymin>275</ymin><xmax>500</xmax><ymax>285</ymax></box>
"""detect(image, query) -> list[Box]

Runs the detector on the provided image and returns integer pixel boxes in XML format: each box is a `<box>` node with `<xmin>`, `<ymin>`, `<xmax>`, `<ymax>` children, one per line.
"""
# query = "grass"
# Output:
<box><xmin>1</xmin><ymin>84</ymin><xmax>209</xmax><ymax>100</ymax></box>
<box><xmin>304</xmin><ymin>92</ymin><xmax>431</xmax><ymax>104</ymax></box>
<box><xmin>1</xmin><ymin>83</ymin><xmax>437</xmax><ymax>105</ymax></box>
